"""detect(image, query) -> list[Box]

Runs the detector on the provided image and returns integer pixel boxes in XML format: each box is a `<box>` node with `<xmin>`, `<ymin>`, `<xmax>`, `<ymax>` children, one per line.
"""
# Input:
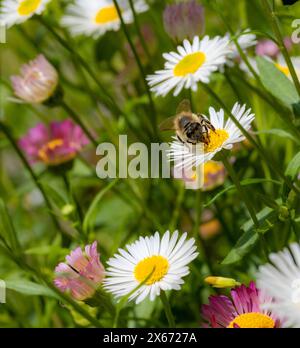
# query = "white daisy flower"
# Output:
<box><xmin>61</xmin><ymin>0</ymin><xmax>148</xmax><ymax>39</ymax></box>
<box><xmin>0</xmin><ymin>0</ymin><xmax>51</xmax><ymax>28</ymax></box>
<box><xmin>146</xmin><ymin>35</ymin><xmax>230</xmax><ymax>97</ymax></box>
<box><xmin>225</xmin><ymin>28</ymin><xmax>257</xmax><ymax>67</ymax></box>
<box><xmin>169</xmin><ymin>103</ymin><xmax>255</xmax><ymax>170</ymax></box>
<box><xmin>103</xmin><ymin>230</ymin><xmax>198</xmax><ymax>304</ymax></box>
<box><xmin>256</xmin><ymin>242</ymin><xmax>300</xmax><ymax>328</ymax></box>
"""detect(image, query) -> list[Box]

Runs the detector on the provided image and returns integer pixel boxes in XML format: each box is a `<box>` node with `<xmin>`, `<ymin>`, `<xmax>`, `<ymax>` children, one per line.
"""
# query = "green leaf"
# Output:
<box><xmin>0</xmin><ymin>199</ymin><xmax>20</xmax><ymax>252</ymax></box>
<box><xmin>204</xmin><ymin>178</ymin><xmax>281</xmax><ymax>208</ymax></box>
<box><xmin>83</xmin><ymin>179</ymin><xmax>119</xmax><ymax>233</ymax></box>
<box><xmin>256</xmin><ymin>56</ymin><xmax>299</xmax><ymax>106</ymax></box>
<box><xmin>5</xmin><ymin>279</ymin><xmax>60</xmax><ymax>299</ymax></box>
<box><xmin>254</xmin><ymin>129</ymin><xmax>299</xmax><ymax>144</ymax></box>
<box><xmin>285</xmin><ymin>151</ymin><xmax>300</xmax><ymax>179</ymax></box>
<box><xmin>40</xmin><ymin>182</ymin><xmax>67</xmax><ymax>208</ymax></box>
<box><xmin>222</xmin><ymin>206</ymin><xmax>277</xmax><ymax>265</ymax></box>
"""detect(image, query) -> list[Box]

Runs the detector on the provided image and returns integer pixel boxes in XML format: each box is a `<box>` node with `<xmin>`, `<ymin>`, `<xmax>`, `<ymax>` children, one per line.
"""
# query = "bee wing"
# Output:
<box><xmin>159</xmin><ymin>116</ymin><xmax>176</xmax><ymax>131</ymax></box>
<box><xmin>176</xmin><ymin>99</ymin><xmax>192</xmax><ymax>114</ymax></box>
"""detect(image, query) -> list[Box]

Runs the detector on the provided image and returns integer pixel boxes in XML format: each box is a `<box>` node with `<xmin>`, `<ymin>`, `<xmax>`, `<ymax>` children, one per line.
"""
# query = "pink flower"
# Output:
<box><xmin>19</xmin><ymin>119</ymin><xmax>89</xmax><ymax>166</ymax></box>
<box><xmin>255</xmin><ymin>37</ymin><xmax>292</xmax><ymax>58</ymax></box>
<box><xmin>202</xmin><ymin>282</ymin><xmax>280</xmax><ymax>328</ymax></box>
<box><xmin>11</xmin><ymin>54</ymin><xmax>58</xmax><ymax>104</ymax></box>
<box><xmin>54</xmin><ymin>242</ymin><xmax>105</xmax><ymax>301</ymax></box>
<box><xmin>163</xmin><ymin>0</ymin><xmax>204</xmax><ymax>42</ymax></box>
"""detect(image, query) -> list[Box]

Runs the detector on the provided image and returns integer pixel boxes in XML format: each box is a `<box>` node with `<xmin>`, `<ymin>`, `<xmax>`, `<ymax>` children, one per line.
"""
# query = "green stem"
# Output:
<box><xmin>60</xmin><ymin>100</ymin><xmax>98</xmax><ymax>147</ymax></box>
<box><xmin>112</xmin><ymin>0</ymin><xmax>157</xmax><ymax>136</ymax></box>
<box><xmin>128</xmin><ymin>0</ymin><xmax>151</xmax><ymax>61</ymax></box>
<box><xmin>37</xmin><ymin>16</ymin><xmax>121</xmax><ymax>115</ymax></box>
<box><xmin>160</xmin><ymin>291</ymin><xmax>176</xmax><ymax>328</ymax></box>
<box><xmin>0</xmin><ymin>122</ymin><xmax>61</xmax><ymax>232</ymax></box>
<box><xmin>261</xmin><ymin>0</ymin><xmax>300</xmax><ymax>97</ymax></box>
<box><xmin>220</xmin><ymin>151</ymin><xmax>259</xmax><ymax>227</ymax></box>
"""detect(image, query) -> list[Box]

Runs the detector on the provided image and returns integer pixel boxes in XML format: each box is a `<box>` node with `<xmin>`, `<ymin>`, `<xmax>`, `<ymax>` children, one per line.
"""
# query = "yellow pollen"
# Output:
<box><xmin>95</xmin><ymin>5</ymin><xmax>119</xmax><ymax>24</ymax></box>
<box><xmin>38</xmin><ymin>139</ymin><xmax>75</xmax><ymax>165</ymax></box>
<box><xmin>227</xmin><ymin>313</ymin><xmax>275</xmax><ymax>328</ymax></box>
<box><xmin>134</xmin><ymin>255</ymin><xmax>169</xmax><ymax>285</ymax></box>
<box><xmin>17</xmin><ymin>0</ymin><xmax>41</xmax><ymax>16</ymax></box>
<box><xmin>205</xmin><ymin>129</ymin><xmax>229</xmax><ymax>153</ymax></box>
<box><xmin>275</xmin><ymin>63</ymin><xmax>290</xmax><ymax>76</ymax></box>
<box><xmin>174</xmin><ymin>52</ymin><xmax>206</xmax><ymax>77</ymax></box>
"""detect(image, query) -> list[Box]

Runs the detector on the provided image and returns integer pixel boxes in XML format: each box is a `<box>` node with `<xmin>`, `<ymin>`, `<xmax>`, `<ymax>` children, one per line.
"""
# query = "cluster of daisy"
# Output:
<box><xmin>0</xmin><ymin>0</ymin><xmax>149</xmax><ymax>37</ymax></box>
<box><xmin>53</xmin><ymin>235</ymin><xmax>300</xmax><ymax>328</ymax></box>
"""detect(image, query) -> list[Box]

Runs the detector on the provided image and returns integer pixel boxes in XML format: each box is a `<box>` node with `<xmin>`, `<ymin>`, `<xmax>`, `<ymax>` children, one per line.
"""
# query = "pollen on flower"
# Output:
<box><xmin>205</xmin><ymin>129</ymin><xmax>229</xmax><ymax>153</ymax></box>
<box><xmin>134</xmin><ymin>255</ymin><xmax>169</xmax><ymax>285</ymax></box>
<box><xmin>173</xmin><ymin>52</ymin><xmax>206</xmax><ymax>77</ymax></box>
<box><xmin>18</xmin><ymin>0</ymin><xmax>41</xmax><ymax>16</ymax></box>
<box><xmin>227</xmin><ymin>313</ymin><xmax>275</xmax><ymax>328</ymax></box>
<box><xmin>95</xmin><ymin>6</ymin><xmax>119</xmax><ymax>24</ymax></box>
<box><xmin>38</xmin><ymin>139</ymin><xmax>75</xmax><ymax>165</ymax></box>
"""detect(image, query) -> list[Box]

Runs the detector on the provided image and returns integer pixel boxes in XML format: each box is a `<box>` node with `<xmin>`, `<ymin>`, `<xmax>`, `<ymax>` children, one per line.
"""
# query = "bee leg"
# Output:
<box><xmin>177</xmin><ymin>135</ymin><xmax>184</xmax><ymax>143</ymax></box>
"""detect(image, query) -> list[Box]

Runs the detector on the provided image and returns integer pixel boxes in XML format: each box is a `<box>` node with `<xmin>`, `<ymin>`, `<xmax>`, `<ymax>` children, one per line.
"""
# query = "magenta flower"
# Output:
<box><xmin>54</xmin><ymin>241</ymin><xmax>105</xmax><ymax>301</ymax></box>
<box><xmin>11</xmin><ymin>54</ymin><xmax>59</xmax><ymax>104</ymax></box>
<box><xmin>202</xmin><ymin>282</ymin><xmax>280</xmax><ymax>328</ymax></box>
<box><xmin>163</xmin><ymin>0</ymin><xmax>204</xmax><ymax>42</ymax></box>
<box><xmin>255</xmin><ymin>37</ymin><xmax>292</xmax><ymax>58</ymax></box>
<box><xmin>19</xmin><ymin>119</ymin><xmax>89</xmax><ymax>166</ymax></box>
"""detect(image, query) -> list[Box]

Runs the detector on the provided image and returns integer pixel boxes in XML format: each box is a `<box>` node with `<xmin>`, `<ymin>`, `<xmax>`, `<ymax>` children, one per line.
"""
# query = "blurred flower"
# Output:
<box><xmin>202</xmin><ymin>281</ymin><xmax>280</xmax><ymax>328</ymax></box>
<box><xmin>19</xmin><ymin>119</ymin><xmax>89</xmax><ymax>166</ymax></box>
<box><xmin>224</xmin><ymin>28</ymin><xmax>257</xmax><ymax>67</ymax></box>
<box><xmin>240</xmin><ymin>54</ymin><xmax>300</xmax><ymax>80</ymax></box>
<box><xmin>147</xmin><ymin>35</ymin><xmax>230</xmax><ymax>97</ymax></box>
<box><xmin>173</xmin><ymin>160</ymin><xmax>226</xmax><ymax>191</ymax></box>
<box><xmin>61</xmin><ymin>0</ymin><xmax>148</xmax><ymax>38</ymax></box>
<box><xmin>205</xmin><ymin>276</ymin><xmax>240</xmax><ymax>288</ymax></box>
<box><xmin>169</xmin><ymin>103</ymin><xmax>255</xmax><ymax>170</ymax></box>
<box><xmin>163</xmin><ymin>0</ymin><xmax>204</xmax><ymax>42</ymax></box>
<box><xmin>104</xmin><ymin>230</ymin><xmax>198</xmax><ymax>304</ymax></box>
<box><xmin>0</xmin><ymin>0</ymin><xmax>51</xmax><ymax>28</ymax></box>
<box><xmin>11</xmin><ymin>55</ymin><xmax>59</xmax><ymax>104</ymax></box>
<box><xmin>54</xmin><ymin>241</ymin><xmax>105</xmax><ymax>301</ymax></box>
<box><xmin>256</xmin><ymin>242</ymin><xmax>300</xmax><ymax>328</ymax></box>
<box><xmin>200</xmin><ymin>217</ymin><xmax>221</xmax><ymax>240</ymax></box>
<box><xmin>255</xmin><ymin>37</ymin><xmax>292</xmax><ymax>58</ymax></box>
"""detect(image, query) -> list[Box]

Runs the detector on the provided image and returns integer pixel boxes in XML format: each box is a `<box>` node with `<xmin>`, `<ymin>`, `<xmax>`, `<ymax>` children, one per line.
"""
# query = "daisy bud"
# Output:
<box><xmin>11</xmin><ymin>54</ymin><xmax>59</xmax><ymax>104</ymax></box>
<box><xmin>18</xmin><ymin>119</ymin><xmax>89</xmax><ymax>167</ymax></box>
<box><xmin>204</xmin><ymin>276</ymin><xmax>241</xmax><ymax>288</ymax></box>
<box><xmin>54</xmin><ymin>242</ymin><xmax>105</xmax><ymax>301</ymax></box>
<box><xmin>163</xmin><ymin>0</ymin><xmax>205</xmax><ymax>42</ymax></box>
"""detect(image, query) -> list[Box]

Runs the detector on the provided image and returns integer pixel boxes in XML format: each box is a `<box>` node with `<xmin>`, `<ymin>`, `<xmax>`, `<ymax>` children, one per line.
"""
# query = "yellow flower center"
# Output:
<box><xmin>38</xmin><ymin>139</ymin><xmax>75</xmax><ymax>165</ymax></box>
<box><xmin>134</xmin><ymin>255</ymin><xmax>169</xmax><ymax>285</ymax></box>
<box><xmin>174</xmin><ymin>52</ymin><xmax>206</xmax><ymax>77</ymax></box>
<box><xmin>227</xmin><ymin>313</ymin><xmax>275</xmax><ymax>328</ymax></box>
<box><xmin>275</xmin><ymin>63</ymin><xmax>290</xmax><ymax>76</ymax></box>
<box><xmin>95</xmin><ymin>5</ymin><xmax>119</xmax><ymax>24</ymax></box>
<box><xmin>204</xmin><ymin>161</ymin><xmax>224</xmax><ymax>176</ymax></box>
<box><xmin>205</xmin><ymin>129</ymin><xmax>229</xmax><ymax>153</ymax></box>
<box><xmin>17</xmin><ymin>0</ymin><xmax>41</xmax><ymax>16</ymax></box>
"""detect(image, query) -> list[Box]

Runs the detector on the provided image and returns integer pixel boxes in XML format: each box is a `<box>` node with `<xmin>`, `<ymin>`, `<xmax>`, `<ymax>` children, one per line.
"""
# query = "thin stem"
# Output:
<box><xmin>0</xmin><ymin>121</ymin><xmax>61</xmax><ymax>232</ymax></box>
<box><xmin>37</xmin><ymin>16</ymin><xmax>121</xmax><ymax>115</ymax></box>
<box><xmin>160</xmin><ymin>291</ymin><xmax>176</xmax><ymax>328</ymax></box>
<box><xmin>60</xmin><ymin>100</ymin><xmax>98</xmax><ymax>147</ymax></box>
<box><xmin>221</xmin><ymin>151</ymin><xmax>259</xmax><ymax>226</ymax></box>
<box><xmin>262</xmin><ymin>0</ymin><xmax>300</xmax><ymax>97</ymax></box>
<box><xmin>128</xmin><ymin>0</ymin><xmax>151</xmax><ymax>61</ymax></box>
<box><xmin>112</xmin><ymin>0</ymin><xmax>157</xmax><ymax>136</ymax></box>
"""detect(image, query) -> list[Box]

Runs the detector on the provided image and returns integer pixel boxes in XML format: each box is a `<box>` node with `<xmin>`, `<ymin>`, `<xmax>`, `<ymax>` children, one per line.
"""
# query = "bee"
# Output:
<box><xmin>159</xmin><ymin>99</ymin><xmax>215</xmax><ymax>145</ymax></box>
